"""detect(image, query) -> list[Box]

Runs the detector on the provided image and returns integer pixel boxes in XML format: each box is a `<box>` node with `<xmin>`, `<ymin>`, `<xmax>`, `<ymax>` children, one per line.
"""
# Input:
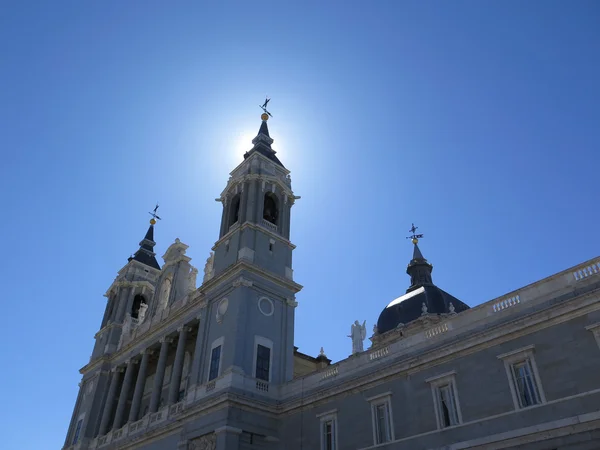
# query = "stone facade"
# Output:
<box><xmin>63</xmin><ymin>117</ymin><xmax>600</xmax><ymax>450</ymax></box>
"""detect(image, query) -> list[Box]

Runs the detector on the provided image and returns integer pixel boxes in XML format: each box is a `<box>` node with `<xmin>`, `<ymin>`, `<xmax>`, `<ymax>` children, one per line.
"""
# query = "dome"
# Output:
<box><xmin>377</xmin><ymin>285</ymin><xmax>469</xmax><ymax>334</ymax></box>
<box><xmin>376</xmin><ymin>240</ymin><xmax>469</xmax><ymax>334</ymax></box>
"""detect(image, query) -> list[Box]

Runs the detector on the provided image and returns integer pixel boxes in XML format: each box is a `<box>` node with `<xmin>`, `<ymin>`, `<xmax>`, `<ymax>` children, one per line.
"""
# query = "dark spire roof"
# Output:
<box><xmin>128</xmin><ymin>222</ymin><xmax>161</xmax><ymax>270</ymax></box>
<box><xmin>243</xmin><ymin>116</ymin><xmax>285</xmax><ymax>168</ymax></box>
<box><xmin>406</xmin><ymin>241</ymin><xmax>434</xmax><ymax>291</ymax></box>
<box><xmin>376</xmin><ymin>238</ymin><xmax>469</xmax><ymax>334</ymax></box>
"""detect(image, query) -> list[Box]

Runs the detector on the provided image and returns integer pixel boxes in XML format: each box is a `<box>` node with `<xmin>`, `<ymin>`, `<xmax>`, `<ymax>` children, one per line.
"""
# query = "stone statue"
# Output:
<box><xmin>449</xmin><ymin>302</ymin><xmax>456</xmax><ymax>314</ymax></box>
<box><xmin>188</xmin><ymin>267</ymin><xmax>198</xmax><ymax>292</ymax></box>
<box><xmin>421</xmin><ymin>302</ymin><xmax>428</xmax><ymax>316</ymax></box>
<box><xmin>373</xmin><ymin>324</ymin><xmax>379</xmax><ymax>335</ymax></box>
<box><xmin>348</xmin><ymin>320</ymin><xmax>367</xmax><ymax>354</ymax></box>
<box><xmin>203</xmin><ymin>252</ymin><xmax>214</xmax><ymax>283</ymax></box>
<box><xmin>118</xmin><ymin>313</ymin><xmax>132</xmax><ymax>349</ymax></box>
<box><xmin>137</xmin><ymin>303</ymin><xmax>148</xmax><ymax>323</ymax></box>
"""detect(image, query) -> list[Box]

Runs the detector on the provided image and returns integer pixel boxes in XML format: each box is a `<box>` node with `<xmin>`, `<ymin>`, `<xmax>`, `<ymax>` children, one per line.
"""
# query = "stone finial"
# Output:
<box><xmin>319</xmin><ymin>347</ymin><xmax>326</xmax><ymax>357</ymax></box>
<box><xmin>421</xmin><ymin>302</ymin><xmax>428</xmax><ymax>316</ymax></box>
<box><xmin>449</xmin><ymin>302</ymin><xmax>456</xmax><ymax>314</ymax></box>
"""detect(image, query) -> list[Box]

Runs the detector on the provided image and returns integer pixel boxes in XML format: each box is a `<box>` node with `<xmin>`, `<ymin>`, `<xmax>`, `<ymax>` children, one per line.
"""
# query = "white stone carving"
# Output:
<box><xmin>137</xmin><ymin>303</ymin><xmax>148</xmax><ymax>324</ymax></box>
<box><xmin>258</xmin><ymin>297</ymin><xmax>274</xmax><ymax>316</ymax></box>
<box><xmin>421</xmin><ymin>302</ymin><xmax>428</xmax><ymax>316</ymax></box>
<box><xmin>319</xmin><ymin>347</ymin><xmax>326</xmax><ymax>357</ymax></box>
<box><xmin>203</xmin><ymin>252</ymin><xmax>214</xmax><ymax>283</ymax></box>
<box><xmin>189</xmin><ymin>433</ymin><xmax>216</xmax><ymax>450</ymax></box>
<box><xmin>118</xmin><ymin>314</ymin><xmax>133</xmax><ymax>349</ymax></box>
<box><xmin>157</xmin><ymin>277</ymin><xmax>172</xmax><ymax>314</ymax></box>
<box><xmin>232</xmin><ymin>277</ymin><xmax>253</xmax><ymax>288</ymax></box>
<box><xmin>373</xmin><ymin>324</ymin><xmax>379</xmax><ymax>335</ymax></box>
<box><xmin>188</xmin><ymin>267</ymin><xmax>198</xmax><ymax>292</ymax></box>
<box><xmin>449</xmin><ymin>302</ymin><xmax>456</xmax><ymax>314</ymax></box>
<box><xmin>348</xmin><ymin>320</ymin><xmax>367</xmax><ymax>354</ymax></box>
<box><xmin>216</xmin><ymin>298</ymin><xmax>229</xmax><ymax>324</ymax></box>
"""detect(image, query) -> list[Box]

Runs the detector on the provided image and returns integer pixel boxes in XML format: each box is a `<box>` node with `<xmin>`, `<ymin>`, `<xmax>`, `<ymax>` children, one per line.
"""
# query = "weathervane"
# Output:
<box><xmin>148</xmin><ymin>204</ymin><xmax>161</xmax><ymax>225</ymax></box>
<box><xmin>406</xmin><ymin>223</ymin><xmax>424</xmax><ymax>244</ymax></box>
<box><xmin>259</xmin><ymin>96</ymin><xmax>273</xmax><ymax>118</ymax></box>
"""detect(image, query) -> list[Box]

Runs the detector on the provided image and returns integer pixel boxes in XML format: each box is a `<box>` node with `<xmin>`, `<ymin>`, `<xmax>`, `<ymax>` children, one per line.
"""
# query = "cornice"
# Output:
<box><xmin>277</xmin><ymin>289</ymin><xmax>600</xmax><ymax>414</ymax></box>
<box><xmin>104</xmin><ymin>280</ymin><xmax>156</xmax><ymax>298</ymax></box>
<box><xmin>200</xmin><ymin>256</ymin><xmax>302</xmax><ymax>295</ymax></box>
<box><xmin>212</xmin><ymin>221</ymin><xmax>296</xmax><ymax>250</ymax></box>
<box><xmin>219</xmin><ymin>173</ymin><xmax>295</xmax><ymax>200</ymax></box>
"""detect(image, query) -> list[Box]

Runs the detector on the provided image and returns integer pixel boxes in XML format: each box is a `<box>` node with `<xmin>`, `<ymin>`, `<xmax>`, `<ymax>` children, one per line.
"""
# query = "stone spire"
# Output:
<box><xmin>243</xmin><ymin>110</ymin><xmax>285</xmax><ymax>167</ymax></box>
<box><xmin>405</xmin><ymin>225</ymin><xmax>433</xmax><ymax>292</ymax></box>
<box><xmin>128</xmin><ymin>219</ymin><xmax>161</xmax><ymax>270</ymax></box>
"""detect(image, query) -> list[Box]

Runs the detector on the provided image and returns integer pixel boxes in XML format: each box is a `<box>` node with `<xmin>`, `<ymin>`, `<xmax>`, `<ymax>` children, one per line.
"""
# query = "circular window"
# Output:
<box><xmin>258</xmin><ymin>297</ymin><xmax>274</xmax><ymax>317</ymax></box>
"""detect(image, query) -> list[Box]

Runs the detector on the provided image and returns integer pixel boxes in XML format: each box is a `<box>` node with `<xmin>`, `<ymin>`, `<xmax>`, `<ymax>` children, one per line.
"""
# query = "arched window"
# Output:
<box><xmin>263</xmin><ymin>193</ymin><xmax>279</xmax><ymax>225</ymax></box>
<box><xmin>131</xmin><ymin>294</ymin><xmax>146</xmax><ymax>319</ymax></box>
<box><xmin>228</xmin><ymin>194</ymin><xmax>241</xmax><ymax>227</ymax></box>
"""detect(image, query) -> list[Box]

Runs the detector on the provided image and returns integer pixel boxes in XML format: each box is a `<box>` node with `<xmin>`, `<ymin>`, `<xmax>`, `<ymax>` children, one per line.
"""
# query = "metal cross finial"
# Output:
<box><xmin>406</xmin><ymin>223</ymin><xmax>424</xmax><ymax>241</ymax></box>
<box><xmin>259</xmin><ymin>96</ymin><xmax>273</xmax><ymax>117</ymax></box>
<box><xmin>148</xmin><ymin>203</ymin><xmax>162</xmax><ymax>221</ymax></box>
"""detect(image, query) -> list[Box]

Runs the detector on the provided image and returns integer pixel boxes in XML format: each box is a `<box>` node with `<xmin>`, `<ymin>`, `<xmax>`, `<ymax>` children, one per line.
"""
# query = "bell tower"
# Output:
<box><xmin>212</xmin><ymin>112</ymin><xmax>298</xmax><ymax>281</ymax></box>
<box><xmin>198</xmin><ymin>110</ymin><xmax>302</xmax><ymax>386</ymax></box>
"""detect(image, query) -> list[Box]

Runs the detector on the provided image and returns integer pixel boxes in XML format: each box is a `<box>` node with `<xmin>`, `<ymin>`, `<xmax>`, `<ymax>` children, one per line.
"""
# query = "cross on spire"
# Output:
<box><xmin>148</xmin><ymin>204</ymin><xmax>161</xmax><ymax>225</ymax></box>
<box><xmin>259</xmin><ymin>96</ymin><xmax>273</xmax><ymax>118</ymax></box>
<box><xmin>406</xmin><ymin>223</ymin><xmax>424</xmax><ymax>244</ymax></box>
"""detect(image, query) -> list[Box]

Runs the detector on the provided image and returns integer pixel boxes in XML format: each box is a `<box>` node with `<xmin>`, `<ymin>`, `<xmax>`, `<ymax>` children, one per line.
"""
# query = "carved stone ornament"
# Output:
<box><xmin>348</xmin><ymin>320</ymin><xmax>367</xmax><ymax>354</ymax></box>
<box><xmin>232</xmin><ymin>277</ymin><xmax>252</xmax><ymax>288</ymax></box>
<box><xmin>421</xmin><ymin>302</ymin><xmax>428</xmax><ymax>316</ymax></box>
<box><xmin>203</xmin><ymin>253</ymin><xmax>214</xmax><ymax>283</ymax></box>
<box><xmin>138</xmin><ymin>303</ymin><xmax>148</xmax><ymax>324</ymax></box>
<box><xmin>216</xmin><ymin>298</ymin><xmax>229</xmax><ymax>324</ymax></box>
<box><xmin>189</xmin><ymin>433</ymin><xmax>216</xmax><ymax>450</ymax></box>
<box><xmin>449</xmin><ymin>302</ymin><xmax>456</xmax><ymax>314</ymax></box>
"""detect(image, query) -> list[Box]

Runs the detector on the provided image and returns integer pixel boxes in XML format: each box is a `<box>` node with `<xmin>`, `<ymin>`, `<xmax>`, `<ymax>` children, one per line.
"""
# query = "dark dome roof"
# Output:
<box><xmin>377</xmin><ymin>285</ymin><xmax>469</xmax><ymax>334</ymax></box>
<box><xmin>376</xmin><ymin>241</ymin><xmax>469</xmax><ymax>334</ymax></box>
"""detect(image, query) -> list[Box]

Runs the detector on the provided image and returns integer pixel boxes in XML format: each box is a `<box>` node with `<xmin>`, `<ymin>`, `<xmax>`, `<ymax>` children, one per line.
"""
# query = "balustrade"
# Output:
<box><xmin>492</xmin><ymin>295</ymin><xmax>521</xmax><ymax>313</ymax></box>
<box><xmin>574</xmin><ymin>261</ymin><xmax>600</xmax><ymax>281</ymax></box>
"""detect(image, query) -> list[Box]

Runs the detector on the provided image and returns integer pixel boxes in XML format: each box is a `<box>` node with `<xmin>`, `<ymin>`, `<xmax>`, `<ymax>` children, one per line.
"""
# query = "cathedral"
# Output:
<box><xmin>63</xmin><ymin>112</ymin><xmax>600</xmax><ymax>450</ymax></box>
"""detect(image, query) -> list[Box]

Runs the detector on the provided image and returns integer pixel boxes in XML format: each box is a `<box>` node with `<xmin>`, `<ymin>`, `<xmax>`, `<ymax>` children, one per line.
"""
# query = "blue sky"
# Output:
<box><xmin>1</xmin><ymin>1</ymin><xmax>599</xmax><ymax>448</ymax></box>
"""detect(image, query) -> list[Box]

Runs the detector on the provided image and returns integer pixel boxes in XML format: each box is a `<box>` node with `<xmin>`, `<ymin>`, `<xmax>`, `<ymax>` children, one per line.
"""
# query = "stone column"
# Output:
<box><xmin>129</xmin><ymin>350</ymin><xmax>151</xmax><ymax>422</ymax></box>
<box><xmin>215</xmin><ymin>426</ymin><xmax>242</xmax><ymax>450</ymax></box>
<box><xmin>112</xmin><ymin>359</ymin><xmax>137</xmax><ymax>429</ymax></box>
<box><xmin>149</xmin><ymin>337</ymin><xmax>172</xmax><ymax>413</ymax></box>
<box><xmin>98</xmin><ymin>367</ymin><xmax>123</xmax><ymax>435</ymax></box>
<box><xmin>168</xmin><ymin>326</ymin><xmax>190</xmax><ymax>404</ymax></box>
<box><xmin>189</xmin><ymin>315</ymin><xmax>206</xmax><ymax>389</ymax></box>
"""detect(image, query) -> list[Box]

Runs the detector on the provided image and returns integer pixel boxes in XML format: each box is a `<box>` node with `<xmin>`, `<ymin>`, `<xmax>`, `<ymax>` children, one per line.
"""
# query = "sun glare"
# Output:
<box><xmin>235</xmin><ymin>131</ymin><xmax>255</xmax><ymax>157</ymax></box>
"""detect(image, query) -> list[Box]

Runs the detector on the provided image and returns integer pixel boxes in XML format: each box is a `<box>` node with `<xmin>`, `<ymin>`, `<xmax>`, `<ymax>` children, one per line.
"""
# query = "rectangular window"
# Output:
<box><xmin>320</xmin><ymin>417</ymin><xmax>337</xmax><ymax>450</ymax></box>
<box><xmin>436</xmin><ymin>384</ymin><xmax>459</xmax><ymax>427</ymax></box>
<box><xmin>255</xmin><ymin>344</ymin><xmax>271</xmax><ymax>381</ymax></box>
<box><xmin>511</xmin><ymin>360</ymin><xmax>541</xmax><ymax>407</ymax></box>
<box><xmin>498</xmin><ymin>345</ymin><xmax>545</xmax><ymax>410</ymax></box>
<box><xmin>374</xmin><ymin>403</ymin><xmax>392</xmax><ymax>443</ymax></box>
<box><xmin>72</xmin><ymin>419</ymin><xmax>83</xmax><ymax>445</ymax></box>
<box><xmin>367</xmin><ymin>392</ymin><xmax>394</xmax><ymax>444</ymax></box>
<box><xmin>208</xmin><ymin>345</ymin><xmax>221</xmax><ymax>381</ymax></box>
<box><xmin>426</xmin><ymin>371</ymin><xmax>462</xmax><ymax>430</ymax></box>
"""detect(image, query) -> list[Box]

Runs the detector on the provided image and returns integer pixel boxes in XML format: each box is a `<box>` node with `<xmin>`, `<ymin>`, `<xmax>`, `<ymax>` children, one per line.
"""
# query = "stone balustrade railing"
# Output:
<box><xmin>90</xmin><ymin>370</ymin><xmax>280</xmax><ymax>449</ymax></box>
<box><xmin>261</xmin><ymin>219</ymin><xmax>278</xmax><ymax>232</ymax></box>
<box><xmin>86</xmin><ymin>257</ymin><xmax>599</xmax><ymax>448</ymax></box>
<box><xmin>280</xmin><ymin>256</ymin><xmax>600</xmax><ymax>398</ymax></box>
